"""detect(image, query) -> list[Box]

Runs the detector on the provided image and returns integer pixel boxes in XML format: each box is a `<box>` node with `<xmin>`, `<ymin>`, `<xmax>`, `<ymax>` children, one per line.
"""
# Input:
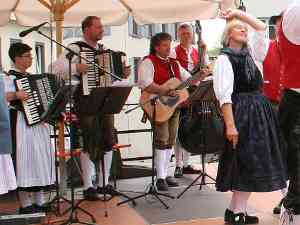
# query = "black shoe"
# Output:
<box><xmin>225</xmin><ymin>209</ymin><xmax>259</xmax><ymax>224</ymax></box>
<box><xmin>232</xmin><ymin>213</ymin><xmax>246</xmax><ymax>225</ymax></box>
<box><xmin>19</xmin><ymin>205</ymin><xmax>36</xmax><ymax>214</ymax></box>
<box><xmin>156</xmin><ymin>179</ymin><xmax>168</xmax><ymax>191</ymax></box>
<box><xmin>83</xmin><ymin>187</ymin><xmax>100</xmax><ymax>201</ymax></box>
<box><xmin>273</xmin><ymin>198</ymin><xmax>284</xmax><ymax>214</ymax></box>
<box><xmin>166</xmin><ymin>176</ymin><xmax>179</xmax><ymax>187</ymax></box>
<box><xmin>97</xmin><ymin>184</ymin><xmax>114</xmax><ymax>195</ymax></box>
<box><xmin>174</xmin><ymin>167</ymin><xmax>183</xmax><ymax>178</ymax></box>
<box><xmin>182</xmin><ymin>165</ymin><xmax>201</xmax><ymax>174</ymax></box>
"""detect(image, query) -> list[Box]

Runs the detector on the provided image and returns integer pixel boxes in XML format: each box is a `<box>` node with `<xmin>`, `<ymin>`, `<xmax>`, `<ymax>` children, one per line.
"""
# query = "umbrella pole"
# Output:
<box><xmin>54</xmin><ymin>15</ymin><xmax>68</xmax><ymax>195</ymax></box>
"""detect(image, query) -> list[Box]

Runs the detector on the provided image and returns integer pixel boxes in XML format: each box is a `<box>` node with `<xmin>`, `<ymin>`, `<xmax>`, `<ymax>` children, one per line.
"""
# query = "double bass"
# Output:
<box><xmin>178</xmin><ymin>20</ymin><xmax>226</xmax><ymax>154</ymax></box>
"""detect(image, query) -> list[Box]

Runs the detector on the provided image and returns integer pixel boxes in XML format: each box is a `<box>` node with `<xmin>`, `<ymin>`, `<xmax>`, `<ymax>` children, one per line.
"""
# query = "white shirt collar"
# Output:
<box><xmin>156</xmin><ymin>54</ymin><xmax>169</xmax><ymax>61</ymax></box>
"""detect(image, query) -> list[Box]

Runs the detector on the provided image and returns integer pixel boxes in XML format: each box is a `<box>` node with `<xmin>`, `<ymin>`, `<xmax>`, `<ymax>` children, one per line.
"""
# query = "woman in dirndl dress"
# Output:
<box><xmin>213</xmin><ymin>9</ymin><xmax>287</xmax><ymax>225</ymax></box>
<box><xmin>5</xmin><ymin>43</ymin><xmax>55</xmax><ymax>214</ymax></box>
<box><xmin>0</xmin><ymin>73</ymin><xmax>17</xmax><ymax>196</ymax></box>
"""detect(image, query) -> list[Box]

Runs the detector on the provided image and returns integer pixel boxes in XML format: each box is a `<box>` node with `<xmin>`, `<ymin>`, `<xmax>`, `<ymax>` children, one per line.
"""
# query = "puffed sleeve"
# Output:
<box><xmin>3</xmin><ymin>75</ymin><xmax>16</xmax><ymax>93</ymax></box>
<box><xmin>178</xmin><ymin>62</ymin><xmax>191</xmax><ymax>81</ymax></box>
<box><xmin>249</xmin><ymin>30</ymin><xmax>270</xmax><ymax>63</ymax></box>
<box><xmin>137</xmin><ymin>58</ymin><xmax>155</xmax><ymax>90</ymax></box>
<box><xmin>213</xmin><ymin>55</ymin><xmax>234</xmax><ymax>106</ymax></box>
<box><xmin>283</xmin><ymin>1</ymin><xmax>300</xmax><ymax>45</ymax></box>
<box><xmin>48</xmin><ymin>44</ymin><xmax>80</xmax><ymax>81</ymax></box>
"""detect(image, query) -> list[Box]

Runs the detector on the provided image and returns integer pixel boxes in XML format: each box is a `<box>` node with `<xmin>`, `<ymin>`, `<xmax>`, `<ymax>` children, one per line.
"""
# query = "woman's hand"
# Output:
<box><xmin>16</xmin><ymin>90</ymin><xmax>29</xmax><ymax>101</ymax></box>
<box><xmin>226</xmin><ymin>125</ymin><xmax>239</xmax><ymax>149</ymax></box>
<box><xmin>220</xmin><ymin>8</ymin><xmax>242</xmax><ymax>20</ymax></box>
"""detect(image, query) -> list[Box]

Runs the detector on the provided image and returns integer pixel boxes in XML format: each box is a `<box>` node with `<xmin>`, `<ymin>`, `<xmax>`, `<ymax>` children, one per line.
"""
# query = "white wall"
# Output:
<box><xmin>243</xmin><ymin>0</ymin><xmax>293</xmax><ymax>17</ymax></box>
<box><xmin>0</xmin><ymin>21</ymin><xmax>55</xmax><ymax>74</ymax></box>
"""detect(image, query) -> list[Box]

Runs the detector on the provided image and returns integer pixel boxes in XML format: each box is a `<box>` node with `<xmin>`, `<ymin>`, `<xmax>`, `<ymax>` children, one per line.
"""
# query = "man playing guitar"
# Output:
<box><xmin>138</xmin><ymin>32</ymin><xmax>209</xmax><ymax>191</ymax></box>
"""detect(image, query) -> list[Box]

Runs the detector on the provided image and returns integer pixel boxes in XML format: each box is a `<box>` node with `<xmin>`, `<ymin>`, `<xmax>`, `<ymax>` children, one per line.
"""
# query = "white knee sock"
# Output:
<box><xmin>80</xmin><ymin>152</ymin><xmax>95</xmax><ymax>190</ymax></box>
<box><xmin>174</xmin><ymin>139</ymin><xmax>184</xmax><ymax>168</ymax></box>
<box><xmin>98</xmin><ymin>151</ymin><xmax>113</xmax><ymax>187</ymax></box>
<box><xmin>229</xmin><ymin>194</ymin><xmax>236</xmax><ymax>211</ymax></box>
<box><xmin>33</xmin><ymin>191</ymin><xmax>45</xmax><ymax>206</ymax></box>
<box><xmin>164</xmin><ymin>148</ymin><xmax>173</xmax><ymax>177</ymax></box>
<box><xmin>155</xmin><ymin>149</ymin><xmax>166</xmax><ymax>179</ymax></box>
<box><xmin>182</xmin><ymin>149</ymin><xmax>191</xmax><ymax>168</ymax></box>
<box><xmin>232</xmin><ymin>191</ymin><xmax>251</xmax><ymax>214</ymax></box>
<box><xmin>18</xmin><ymin>191</ymin><xmax>32</xmax><ymax>208</ymax></box>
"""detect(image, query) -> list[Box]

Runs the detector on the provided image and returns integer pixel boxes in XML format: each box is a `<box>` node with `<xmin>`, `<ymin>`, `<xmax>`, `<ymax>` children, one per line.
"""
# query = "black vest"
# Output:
<box><xmin>221</xmin><ymin>48</ymin><xmax>263</xmax><ymax>94</ymax></box>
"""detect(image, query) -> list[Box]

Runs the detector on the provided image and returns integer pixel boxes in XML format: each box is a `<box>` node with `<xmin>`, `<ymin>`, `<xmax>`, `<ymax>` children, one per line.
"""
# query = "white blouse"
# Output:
<box><xmin>213</xmin><ymin>31</ymin><xmax>269</xmax><ymax>107</ymax></box>
<box><xmin>283</xmin><ymin>0</ymin><xmax>300</xmax><ymax>45</ymax></box>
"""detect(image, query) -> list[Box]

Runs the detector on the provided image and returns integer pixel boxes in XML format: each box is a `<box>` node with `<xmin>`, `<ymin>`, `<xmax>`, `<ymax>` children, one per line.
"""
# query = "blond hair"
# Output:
<box><xmin>221</xmin><ymin>19</ymin><xmax>248</xmax><ymax>48</ymax></box>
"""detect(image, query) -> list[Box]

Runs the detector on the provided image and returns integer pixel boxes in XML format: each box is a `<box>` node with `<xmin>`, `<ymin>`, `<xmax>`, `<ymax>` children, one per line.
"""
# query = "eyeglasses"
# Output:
<box><xmin>20</xmin><ymin>54</ymin><xmax>33</xmax><ymax>58</ymax></box>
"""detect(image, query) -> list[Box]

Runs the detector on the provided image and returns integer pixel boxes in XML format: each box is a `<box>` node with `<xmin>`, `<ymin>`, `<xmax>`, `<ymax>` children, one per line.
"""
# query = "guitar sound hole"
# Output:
<box><xmin>159</xmin><ymin>95</ymin><xmax>180</xmax><ymax>107</ymax></box>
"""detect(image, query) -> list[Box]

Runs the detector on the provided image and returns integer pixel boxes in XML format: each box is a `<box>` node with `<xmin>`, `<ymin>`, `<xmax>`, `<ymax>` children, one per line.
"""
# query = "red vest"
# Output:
<box><xmin>278</xmin><ymin>21</ymin><xmax>300</xmax><ymax>89</ymax></box>
<box><xmin>175</xmin><ymin>45</ymin><xmax>199</xmax><ymax>71</ymax></box>
<box><xmin>145</xmin><ymin>54</ymin><xmax>181</xmax><ymax>85</ymax></box>
<box><xmin>263</xmin><ymin>41</ymin><xmax>283</xmax><ymax>102</ymax></box>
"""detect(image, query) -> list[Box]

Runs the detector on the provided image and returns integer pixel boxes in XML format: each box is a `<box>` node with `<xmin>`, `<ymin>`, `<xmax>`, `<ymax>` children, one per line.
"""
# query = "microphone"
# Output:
<box><xmin>19</xmin><ymin>22</ymin><xmax>48</xmax><ymax>37</ymax></box>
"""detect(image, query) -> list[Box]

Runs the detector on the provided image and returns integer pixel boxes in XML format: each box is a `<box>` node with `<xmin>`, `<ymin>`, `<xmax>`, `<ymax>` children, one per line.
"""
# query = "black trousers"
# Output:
<box><xmin>279</xmin><ymin>90</ymin><xmax>300</xmax><ymax>213</ymax></box>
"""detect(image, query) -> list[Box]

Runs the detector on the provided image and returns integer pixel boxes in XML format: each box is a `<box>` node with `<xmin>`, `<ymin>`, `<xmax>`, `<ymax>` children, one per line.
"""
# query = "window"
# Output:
<box><xmin>128</xmin><ymin>15</ymin><xmax>141</xmax><ymax>38</ymax></box>
<box><xmin>103</xmin><ymin>26</ymin><xmax>111</xmax><ymax>36</ymax></box>
<box><xmin>133</xmin><ymin>57</ymin><xmax>141</xmax><ymax>82</ymax></box>
<box><xmin>268</xmin><ymin>18</ymin><xmax>277</xmax><ymax>40</ymax></box>
<box><xmin>169</xmin><ymin>23</ymin><xmax>177</xmax><ymax>40</ymax></box>
<box><xmin>129</xmin><ymin>57</ymin><xmax>141</xmax><ymax>83</ymax></box>
<box><xmin>141</xmin><ymin>25</ymin><xmax>154</xmax><ymax>39</ymax></box>
<box><xmin>63</xmin><ymin>28</ymin><xmax>74</xmax><ymax>40</ymax></box>
<box><xmin>153</xmin><ymin>24</ymin><xmax>162</xmax><ymax>34</ymax></box>
<box><xmin>174</xmin><ymin>23</ymin><xmax>179</xmax><ymax>41</ymax></box>
<box><xmin>162</xmin><ymin>24</ymin><xmax>168</xmax><ymax>33</ymax></box>
<box><xmin>148</xmin><ymin>25</ymin><xmax>154</xmax><ymax>38</ymax></box>
<box><xmin>35</xmin><ymin>42</ymin><xmax>45</xmax><ymax>73</ymax></box>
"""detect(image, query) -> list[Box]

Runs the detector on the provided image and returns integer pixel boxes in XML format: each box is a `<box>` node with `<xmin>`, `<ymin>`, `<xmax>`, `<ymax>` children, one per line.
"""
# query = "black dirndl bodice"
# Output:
<box><xmin>216</xmin><ymin>48</ymin><xmax>287</xmax><ymax>192</ymax></box>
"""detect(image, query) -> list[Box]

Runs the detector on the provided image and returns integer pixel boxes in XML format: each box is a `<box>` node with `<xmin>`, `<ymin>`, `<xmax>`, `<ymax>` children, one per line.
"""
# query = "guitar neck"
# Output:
<box><xmin>175</xmin><ymin>71</ymin><xmax>202</xmax><ymax>90</ymax></box>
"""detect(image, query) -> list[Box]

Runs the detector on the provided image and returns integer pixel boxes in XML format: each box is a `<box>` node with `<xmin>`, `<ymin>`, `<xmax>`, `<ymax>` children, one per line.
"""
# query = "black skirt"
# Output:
<box><xmin>216</xmin><ymin>92</ymin><xmax>287</xmax><ymax>192</ymax></box>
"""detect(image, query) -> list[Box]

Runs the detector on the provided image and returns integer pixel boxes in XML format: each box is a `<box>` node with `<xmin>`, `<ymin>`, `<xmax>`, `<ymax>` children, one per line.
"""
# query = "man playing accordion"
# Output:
<box><xmin>51</xmin><ymin>16</ymin><xmax>131</xmax><ymax>201</ymax></box>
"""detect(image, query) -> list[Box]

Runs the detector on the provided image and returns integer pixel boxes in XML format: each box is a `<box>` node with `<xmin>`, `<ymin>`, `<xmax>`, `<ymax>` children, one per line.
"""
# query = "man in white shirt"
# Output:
<box><xmin>138</xmin><ymin>32</ymin><xmax>209</xmax><ymax>191</ymax></box>
<box><xmin>170</xmin><ymin>23</ymin><xmax>211</xmax><ymax>178</ymax></box>
<box><xmin>51</xmin><ymin>16</ymin><xmax>130</xmax><ymax>201</ymax></box>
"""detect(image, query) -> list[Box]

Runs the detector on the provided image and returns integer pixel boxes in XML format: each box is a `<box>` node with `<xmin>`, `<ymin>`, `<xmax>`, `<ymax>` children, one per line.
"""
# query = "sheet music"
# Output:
<box><xmin>112</xmin><ymin>79</ymin><xmax>136</xmax><ymax>87</ymax></box>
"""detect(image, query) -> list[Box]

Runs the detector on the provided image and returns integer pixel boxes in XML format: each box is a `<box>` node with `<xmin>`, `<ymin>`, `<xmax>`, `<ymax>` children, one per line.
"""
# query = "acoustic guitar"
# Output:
<box><xmin>140</xmin><ymin>70</ymin><xmax>207</xmax><ymax>123</ymax></box>
<box><xmin>140</xmin><ymin>20</ymin><xmax>207</xmax><ymax>123</ymax></box>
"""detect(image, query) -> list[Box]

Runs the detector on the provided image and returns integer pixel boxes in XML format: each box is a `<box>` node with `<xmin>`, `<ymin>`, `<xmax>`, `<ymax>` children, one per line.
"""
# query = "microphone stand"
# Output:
<box><xmin>30</xmin><ymin>29</ymin><xmax>113</xmax><ymax>224</ymax></box>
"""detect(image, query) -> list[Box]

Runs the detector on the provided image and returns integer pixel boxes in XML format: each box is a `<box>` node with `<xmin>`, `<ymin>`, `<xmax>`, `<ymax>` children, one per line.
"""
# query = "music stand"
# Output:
<box><xmin>69</xmin><ymin>86</ymin><xmax>136</xmax><ymax>216</ymax></box>
<box><xmin>96</xmin><ymin>86</ymin><xmax>137</xmax><ymax>206</ymax></box>
<box><xmin>177</xmin><ymin>79</ymin><xmax>217</xmax><ymax>199</ymax></box>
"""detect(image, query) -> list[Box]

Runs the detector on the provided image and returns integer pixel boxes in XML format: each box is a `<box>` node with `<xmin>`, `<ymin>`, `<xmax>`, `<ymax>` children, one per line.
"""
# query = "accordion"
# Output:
<box><xmin>14</xmin><ymin>73</ymin><xmax>59</xmax><ymax>126</ymax></box>
<box><xmin>80</xmin><ymin>49</ymin><xmax>126</xmax><ymax>95</ymax></box>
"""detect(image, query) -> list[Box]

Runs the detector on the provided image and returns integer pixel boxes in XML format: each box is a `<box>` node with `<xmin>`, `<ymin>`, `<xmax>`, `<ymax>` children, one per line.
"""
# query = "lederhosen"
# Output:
<box><xmin>71</xmin><ymin>42</ymin><xmax>117</xmax><ymax>164</ymax></box>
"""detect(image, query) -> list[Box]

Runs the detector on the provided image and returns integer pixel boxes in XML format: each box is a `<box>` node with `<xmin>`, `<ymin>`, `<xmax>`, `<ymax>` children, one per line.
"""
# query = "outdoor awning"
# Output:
<box><xmin>1</xmin><ymin>0</ymin><xmax>237</xmax><ymax>26</ymax></box>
